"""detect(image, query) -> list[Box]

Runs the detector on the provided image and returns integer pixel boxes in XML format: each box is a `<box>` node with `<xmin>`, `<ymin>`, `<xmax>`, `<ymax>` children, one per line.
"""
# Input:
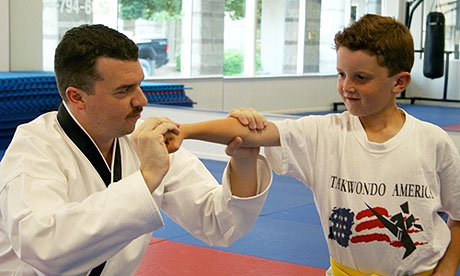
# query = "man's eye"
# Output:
<box><xmin>114</xmin><ymin>89</ymin><xmax>129</xmax><ymax>97</ymax></box>
<box><xmin>117</xmin><ymin>87</ymin><xmax>130</xmax><ymax>94</ymax></box>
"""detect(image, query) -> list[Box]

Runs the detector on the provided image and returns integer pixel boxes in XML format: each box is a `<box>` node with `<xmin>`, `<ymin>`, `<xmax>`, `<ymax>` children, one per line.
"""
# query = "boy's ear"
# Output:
<box><xmin>65</xmin><ymin>86</ymin><xmax>86</xmax><ymax>110</ymax></box>
<box><xmin>392</xmin><ymin>72</ymin><xmax>411</xmax><ymax>95</ymax></box>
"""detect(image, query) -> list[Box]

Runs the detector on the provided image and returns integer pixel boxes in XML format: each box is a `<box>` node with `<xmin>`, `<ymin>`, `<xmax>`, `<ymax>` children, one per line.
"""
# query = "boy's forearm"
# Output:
<box><xmin>433</xmin><ymin>218</ymin><xmax>460</xmax><ymax>275</ymax></box>
<box><xmin>180</xmin><ymin>117</ymin><xmax>280</xmax><ymax>147</ymax></box>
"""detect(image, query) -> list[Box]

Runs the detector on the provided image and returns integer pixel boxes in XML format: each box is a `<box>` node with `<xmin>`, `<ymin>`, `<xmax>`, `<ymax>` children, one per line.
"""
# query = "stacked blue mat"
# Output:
<box><xmin>141</xmin><ymin>82</ymin><xmax>195</xmax><ymax>107</ymax></box>
<box><xmin>0</xmin><ymin>71</ymin><xmax>194</xmax><ymax>149</ymax></box>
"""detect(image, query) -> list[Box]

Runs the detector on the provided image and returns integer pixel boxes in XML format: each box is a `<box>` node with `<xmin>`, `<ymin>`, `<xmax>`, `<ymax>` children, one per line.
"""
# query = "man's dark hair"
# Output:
<box><xmin>54</xmin><ymin>24</ymin><xmax>139</xmax><ymax>100</ymax></box>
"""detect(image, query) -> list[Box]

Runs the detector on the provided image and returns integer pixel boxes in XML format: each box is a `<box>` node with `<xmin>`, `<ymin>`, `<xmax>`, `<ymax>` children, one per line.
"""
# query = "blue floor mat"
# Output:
<box><xmin>292</xmin><ymin>104</ymin><xmax>460</xmax><ymax>127</ymax></box>
<box><xmin>398</xmin><ymin>104</ymin><xmax>460</xmax><ymax>127</ymax></box>
<box><xmin>153</xmin><ymin>158</ymin><xmax>330</xmax><ymax>269</ymax></box>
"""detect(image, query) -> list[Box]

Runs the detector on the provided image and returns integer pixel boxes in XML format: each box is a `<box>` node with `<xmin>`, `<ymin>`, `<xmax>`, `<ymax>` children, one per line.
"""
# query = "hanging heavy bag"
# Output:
<box><xmin>423</xmin><ymin>11</ymin><xmax>445</xmax><ymax>79</ymax></box>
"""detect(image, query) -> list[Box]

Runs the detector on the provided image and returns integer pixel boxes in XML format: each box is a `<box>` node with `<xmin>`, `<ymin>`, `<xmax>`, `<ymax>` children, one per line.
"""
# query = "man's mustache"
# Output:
<box><xmin>127</xmin><ymin>106</ymin><xmax>143</xmax><ymax>117</ymax></box>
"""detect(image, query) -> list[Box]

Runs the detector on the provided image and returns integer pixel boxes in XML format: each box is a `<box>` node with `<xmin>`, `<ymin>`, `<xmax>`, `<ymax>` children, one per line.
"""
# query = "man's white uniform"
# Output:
<box><xmin>0</xmin><ymin>104</ymin><xmax>272</xmax><ymax>275</ymax></box>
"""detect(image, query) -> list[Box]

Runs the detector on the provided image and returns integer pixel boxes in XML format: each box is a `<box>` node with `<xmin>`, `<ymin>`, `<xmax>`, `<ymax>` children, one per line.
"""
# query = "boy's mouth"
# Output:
<box><xmin>344</xmin><ymin>95</ymin><xmax>360</xmax><ymax>101</ymax></box>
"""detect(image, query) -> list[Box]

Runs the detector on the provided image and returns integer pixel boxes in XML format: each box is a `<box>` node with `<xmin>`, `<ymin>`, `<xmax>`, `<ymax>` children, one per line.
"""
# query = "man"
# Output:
<box><xmin>0</xmin><ymin>24</ymin><xmax>271</xmax><ymax>275</ymax></box>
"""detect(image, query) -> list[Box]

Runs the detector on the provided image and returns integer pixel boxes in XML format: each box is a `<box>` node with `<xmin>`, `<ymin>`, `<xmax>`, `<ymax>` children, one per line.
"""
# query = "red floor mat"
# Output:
<box><xmin>135</xmin><ymin>238</ymin><xmax>327</xmax><ymax>276</ymax></box>
<box><xmin>443</xmin><ymin>125</ymin><xmax>460</xmax><ymax>131</ymax></box>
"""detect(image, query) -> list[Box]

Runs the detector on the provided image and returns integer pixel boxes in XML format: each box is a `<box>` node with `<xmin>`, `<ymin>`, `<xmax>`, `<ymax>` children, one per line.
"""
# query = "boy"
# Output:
<box><xmin>169</xmin><ymin>14</ymin><xmax>460</xmax><ymax>275</ymax></box>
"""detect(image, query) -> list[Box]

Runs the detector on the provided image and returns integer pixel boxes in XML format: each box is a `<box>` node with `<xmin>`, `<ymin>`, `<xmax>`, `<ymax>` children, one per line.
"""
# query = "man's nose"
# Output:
<box><xmin>132</xmin><ymin>86</ymin><xmax>148</xmax><ymax>107</ymax></box>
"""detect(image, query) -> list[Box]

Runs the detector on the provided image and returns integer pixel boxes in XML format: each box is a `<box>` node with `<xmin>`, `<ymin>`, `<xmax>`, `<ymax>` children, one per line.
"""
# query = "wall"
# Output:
<box><xmin>150</xmin><ymin>74</ymin><xmax>340</xmax><ymax>113</ymax></box>
<box><xmin>0</xmin><ymin>0</ymin><xmax>8</xmax><ymax>71</ymax></box>
<box><xmin>319</xmin><ymin>1</ymin><xmax>346</xmax><ymax>73</ymax></box>
<box><xmin>260</xmin><ymin>0</ymin><xmax>285</xmax><ymax>75</ymax></box>
<box><xmin>408</xmin><ymin>59</ymin><xmax>460</xmax><ymax>103</ymax></box>
<box><xmin>381</xmin><ymin>0</ymin><xmax>406</xmax><ymax>21</ymax></box>
<box><xmin>9</xmin><ymin>0</ymin><xmax>43</xmax><ymax>71</ymax></box>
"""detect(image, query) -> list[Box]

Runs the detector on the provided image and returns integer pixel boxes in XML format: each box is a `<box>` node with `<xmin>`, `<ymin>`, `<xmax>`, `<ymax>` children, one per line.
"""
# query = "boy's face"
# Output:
<box><xmin>336</xmin><ymin>47</ymin><xmax>400</xmax><ymax>119</ymax></box>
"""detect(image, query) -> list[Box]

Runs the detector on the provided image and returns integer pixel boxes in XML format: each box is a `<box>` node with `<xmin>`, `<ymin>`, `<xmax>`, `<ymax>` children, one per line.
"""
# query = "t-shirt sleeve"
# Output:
<box><xmin>264</xmin><ymin>116</ymin><xmax>322</xmax><ymax>188</ymax></box>
<box><xmin>437</xmin><ymin>134</ymin><xmax>460</xmax><ymax>220</ymax></box>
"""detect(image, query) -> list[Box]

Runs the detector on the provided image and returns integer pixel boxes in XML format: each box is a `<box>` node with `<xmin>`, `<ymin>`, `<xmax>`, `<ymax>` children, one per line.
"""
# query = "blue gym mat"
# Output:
<box><xmin>154</xmin><ymin>158</ymin><xmax>330</xmax><ymax>269</ymax></box>
<box><xmin>295</xmin><ymin>103</ymin><xmax>460</xmax><ymax>128</ymax></box>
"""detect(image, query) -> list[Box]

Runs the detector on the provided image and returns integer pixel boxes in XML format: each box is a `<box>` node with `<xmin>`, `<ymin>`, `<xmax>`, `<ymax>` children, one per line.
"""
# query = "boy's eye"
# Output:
<box><xmin>337</xmin><ymin>72</ymin><xmax>345</xmax><ymax>78</ymax></box>
<box><xmin>355</xmin><ymin>74</ymin><xmax>369</xmax><ymax>81</ymax></box>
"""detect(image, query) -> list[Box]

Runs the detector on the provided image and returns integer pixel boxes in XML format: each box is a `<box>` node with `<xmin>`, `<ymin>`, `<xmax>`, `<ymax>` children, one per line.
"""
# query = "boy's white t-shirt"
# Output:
<box><xmin>265</xmin><ymin>110</ymin><xmax>460</xmax><ymax>275</ymax></box>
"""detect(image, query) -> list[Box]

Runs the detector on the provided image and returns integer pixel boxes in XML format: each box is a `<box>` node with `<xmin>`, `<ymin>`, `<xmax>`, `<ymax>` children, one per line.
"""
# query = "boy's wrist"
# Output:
<box><xmin>180</xmin><ymin>123</ymin><xmax>204</xmax><ymax>140</ymax></box>
<box><xmin>178</xmin><ymin>124</ymin><xmax>192</xmax><ymax>139</ymax></box>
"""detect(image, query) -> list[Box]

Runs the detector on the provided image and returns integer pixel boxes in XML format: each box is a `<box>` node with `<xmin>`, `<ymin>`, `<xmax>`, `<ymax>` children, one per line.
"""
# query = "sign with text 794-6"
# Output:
<box><xmin>58</xmin><ymin>0</ymin><xmax>93</xmax><ymax>39</ymax></box>
<box><xmin>59</xmin><ymin>0</ymin><xmax>92</xmax><ymax>15</ymax></box>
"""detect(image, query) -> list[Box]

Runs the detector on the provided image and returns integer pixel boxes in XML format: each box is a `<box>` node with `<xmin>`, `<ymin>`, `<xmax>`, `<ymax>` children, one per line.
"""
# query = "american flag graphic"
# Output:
<box><xmin>328</xmin><ymin>202</ymin><xmax>426</xmax><ymax>259</ymax></box>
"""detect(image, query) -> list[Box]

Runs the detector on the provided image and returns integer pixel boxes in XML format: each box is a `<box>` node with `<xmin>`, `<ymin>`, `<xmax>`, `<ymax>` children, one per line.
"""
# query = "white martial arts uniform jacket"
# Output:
<box><xmin>0</xmin><ymin>104</ymin><xmax>272</xmax><ymax>276</ymax></box>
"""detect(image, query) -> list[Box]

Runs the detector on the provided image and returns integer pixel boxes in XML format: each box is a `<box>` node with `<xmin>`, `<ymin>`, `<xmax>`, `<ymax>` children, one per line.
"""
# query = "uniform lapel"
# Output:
<box><xmin>57</xmin><ymin>103</ymin><xmax>122</xmax><ymax>186</ymax></box>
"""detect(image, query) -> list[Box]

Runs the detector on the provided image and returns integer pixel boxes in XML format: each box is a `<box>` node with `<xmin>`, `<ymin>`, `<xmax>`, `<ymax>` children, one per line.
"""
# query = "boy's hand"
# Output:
<box><xmin>164</xmin><ymin>130</ymin><xmax>183</xmax><ymax>153</ymax></box>
<box><xmin>229</xmin><ymin>108</ymin><xmax>268</xmax><ymax>130</ymax></box>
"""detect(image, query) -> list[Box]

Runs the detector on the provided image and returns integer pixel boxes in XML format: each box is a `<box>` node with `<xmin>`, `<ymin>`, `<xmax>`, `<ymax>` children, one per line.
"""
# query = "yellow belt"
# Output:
<box><xmin>330</xmin><ymin>257</ymin><xmax>433</xmax><ymax>276</ymax></box>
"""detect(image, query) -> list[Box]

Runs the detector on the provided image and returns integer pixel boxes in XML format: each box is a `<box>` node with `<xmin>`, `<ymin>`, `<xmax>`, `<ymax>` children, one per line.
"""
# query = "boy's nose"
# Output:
<box><xmin>342</xmin><ymin>79</ymin><xmax>356</xmax><ymax>93</ymax></box>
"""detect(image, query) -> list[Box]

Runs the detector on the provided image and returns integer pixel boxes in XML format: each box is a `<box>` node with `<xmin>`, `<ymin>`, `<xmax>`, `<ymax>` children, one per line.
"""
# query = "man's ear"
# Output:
<box><xmin>392</xmin><ymin>72</ymin><xmax>411</xmax><ymax>95</ymax></box>
<box><xmin>65</xmin><ymin>86</ymin><xmax>86</xmax><ymax>110</ymax></box>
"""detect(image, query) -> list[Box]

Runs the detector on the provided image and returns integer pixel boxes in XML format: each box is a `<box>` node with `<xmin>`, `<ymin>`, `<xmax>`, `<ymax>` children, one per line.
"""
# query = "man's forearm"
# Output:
<box><xmin>180</xmin><ymin>117</ymin><xmax>280</xmax><ymax>147</ymax></box>
<box><xmin>229</xmin><ymin>155</ymin><xmax>258</xmax><ymax>197</ymax></box>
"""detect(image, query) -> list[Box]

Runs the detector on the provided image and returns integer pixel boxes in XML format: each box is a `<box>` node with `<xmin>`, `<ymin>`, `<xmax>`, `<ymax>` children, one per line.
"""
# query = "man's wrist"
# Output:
<box><xmin>140</xmin><ymin>169</ymin><xmax>163</xmax><ymax>193</ymax></box>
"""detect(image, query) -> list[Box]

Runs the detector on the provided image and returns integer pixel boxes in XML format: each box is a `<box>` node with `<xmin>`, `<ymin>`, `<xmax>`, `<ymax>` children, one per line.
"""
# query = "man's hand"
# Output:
<box><xmin>131</xmin><ymin>117</ymin><xmax>180</xmax><ymax>193</ymax></box>
<box><xmin>229</xmin><ymin>107</ymin><xmax>268</xmax><ymax>130</ymax></box>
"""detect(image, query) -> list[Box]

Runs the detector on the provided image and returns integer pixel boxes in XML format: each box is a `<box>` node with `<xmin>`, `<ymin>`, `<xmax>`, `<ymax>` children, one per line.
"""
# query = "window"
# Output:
<box><xmin>43</xmin><ymin>0</ymin><xmax>460</xmax><ymax>78</ymax></box>
<box><xmin>43</xmin><ymin>0</ymin><xmax>118</xmax><ymax>70</ymax></box>
<box><xmin>118</xmin><ymin>0</ymin><xmax>181</xmax><ymax>77</ymax></box>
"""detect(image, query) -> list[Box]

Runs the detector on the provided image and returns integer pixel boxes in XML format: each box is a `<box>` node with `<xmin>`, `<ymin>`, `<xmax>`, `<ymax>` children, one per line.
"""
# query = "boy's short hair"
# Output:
<box><xmin>54</xmin><ymin>24</ymin><xmax>139</xmax><ymax>100</ymax></box>
<box><xmin>334</xmin><ymin>14</ymin><xmax>414</xmax><ymax>76</ymax></box>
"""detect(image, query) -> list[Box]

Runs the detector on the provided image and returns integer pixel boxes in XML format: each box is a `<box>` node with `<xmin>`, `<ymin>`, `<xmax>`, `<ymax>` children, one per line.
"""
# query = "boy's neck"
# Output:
<box><xmin>359</xmin><ymin>108</ymin><xmax>406</xmax><ymax>143</ymax></box>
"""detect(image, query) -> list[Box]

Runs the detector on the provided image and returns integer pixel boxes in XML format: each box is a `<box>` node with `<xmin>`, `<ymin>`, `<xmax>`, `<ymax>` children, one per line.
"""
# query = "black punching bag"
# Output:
<box><xmin>423</xmin><ymin>12</ymin><xmax>445</xmax><ymax>79</ymax></box>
